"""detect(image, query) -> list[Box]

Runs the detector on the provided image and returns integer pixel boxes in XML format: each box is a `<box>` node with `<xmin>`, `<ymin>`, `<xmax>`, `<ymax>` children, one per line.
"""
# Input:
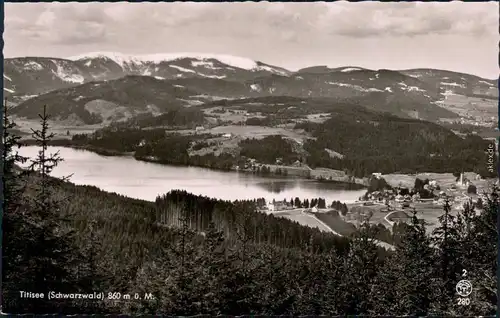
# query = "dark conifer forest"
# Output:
<box><xmin>1</xmin><ymin>105</ymin><xmax>498</xmax><ymax>316</ymax></box>
<box><xmin>297</xmin><ymin>112</ymin><xmax>495</xmax><ymax>178</ymax></box>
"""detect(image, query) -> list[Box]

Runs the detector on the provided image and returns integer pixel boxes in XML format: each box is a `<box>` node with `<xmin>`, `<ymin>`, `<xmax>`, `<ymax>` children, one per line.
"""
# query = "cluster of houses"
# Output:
<box><xmin>194</xmin><ymin>126</ymin><xmax>233</xmax><ymax>139</ymax></box>
<box><xmin>365</xmin><ymin>187</ymin><xmax>467</xmax><ymax>208</ymax></box>
<box><xmin>364</xmin><ymin>189</ymin><xmax>422</xmax><ymax>209</ymax></box>
<box><xmin>239</xmin><ymin>158</ymin><xmax>260</xmax><ymax>170</ymax></box>
<box><xmin>274</xmin><ymin>157</ymin><xmax>304</xmax><ymax>167</ymax></box>
<box><xmin>455</xmin><ymin>172</ymin><xmax>481</xmax><ymax>188</ymax></box>
<box><xmin>262</xmin><ymin>200</ymin><xmax>292</xmax><ymax>212</ymax></box>
<box><xmin>363</xmin><ymin>172</ymin><xmax>484</xmax><ymax>211</ymax></box>
<box><xmin>260</xmin><ymin>200</ymin><xmax>322</xmax><ymax>213</ymax></box>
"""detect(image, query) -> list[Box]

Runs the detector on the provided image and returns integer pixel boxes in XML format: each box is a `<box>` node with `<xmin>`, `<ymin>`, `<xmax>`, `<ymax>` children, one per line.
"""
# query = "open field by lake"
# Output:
<box><xmin>271</xmin><ymin>209</ymin><xmax>336</xmax><ymax>233</ymax></box>
<box><xmin>207</xmin><ymin>125</ymin><xmax>312</xmax><ymax>142</ymax></box>
<box><xmin>14</xmin><ymin>117</ymin><xmax>103</xmax><ymax>139</ymax></box>
<box><xmin>438</xmin><ymin>94</ymin><xmax>497</xmax><ymax>124</ymax></box>
<box><xmin>381</xmin><ymin>172</ymin><xmax>493</xmax><ymax>190</ymax></box>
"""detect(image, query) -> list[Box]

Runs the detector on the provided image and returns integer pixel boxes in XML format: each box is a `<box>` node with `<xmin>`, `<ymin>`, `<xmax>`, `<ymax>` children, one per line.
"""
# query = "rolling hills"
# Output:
<box><xmin>12</xmin><ymin>76</ymin><xmax>194</xmax><ymax>125</ymax></box>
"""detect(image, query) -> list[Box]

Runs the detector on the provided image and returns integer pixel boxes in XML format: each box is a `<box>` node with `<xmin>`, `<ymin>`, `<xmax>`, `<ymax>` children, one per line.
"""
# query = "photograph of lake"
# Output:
<box><xmin>2</xmin><ymin>1</ymin><xmax>498</xmax><ymax>316</ymax></box>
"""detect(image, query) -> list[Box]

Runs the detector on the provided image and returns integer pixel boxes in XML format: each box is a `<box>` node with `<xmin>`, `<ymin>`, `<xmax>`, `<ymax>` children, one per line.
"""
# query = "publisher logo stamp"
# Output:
<box><xmin>456</xmin><ymin>279</ymin><xmax>473</xmax><ymax>297</ymax></box>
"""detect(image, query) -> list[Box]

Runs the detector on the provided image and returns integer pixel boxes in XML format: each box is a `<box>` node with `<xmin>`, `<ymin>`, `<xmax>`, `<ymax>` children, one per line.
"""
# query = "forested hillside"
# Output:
<box><xmin>297</xmin><ymin>109</ymin><xmax>495</xmax><ymax>177</ymax></box>
<box><xmin>2</xmin><ymin>106</ymin><xmax>498</xmax><ymax>316</ymax></box>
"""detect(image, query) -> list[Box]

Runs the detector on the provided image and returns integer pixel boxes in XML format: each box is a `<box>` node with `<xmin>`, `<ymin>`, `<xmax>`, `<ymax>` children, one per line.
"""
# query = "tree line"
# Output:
<box><xmin>239</xmin><ymin>135</ymin><xmax>299</xmax><ymax>165</ymax></box>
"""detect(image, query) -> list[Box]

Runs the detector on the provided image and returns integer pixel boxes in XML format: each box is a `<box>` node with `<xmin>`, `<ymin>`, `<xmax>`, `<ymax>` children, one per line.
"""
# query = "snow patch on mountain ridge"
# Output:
<box><xmin>24</xmin><ymin>61</ymin><xmax>43</xmax><ymax>71</ymax></box>
<box><xmin>50</xmin><ymin>60</ymin><xmax>85</xmax><ymax>84</ymax></box>
<box><xmin>169</xmin><ymin>65</ymin><xmax>196</xmax><ymax>73</ymax></box>
<box><xmin>68</xmin><ymin>52</ymin><xmax>261</xmax><ymax>71</ymax></box>
<box><xmin>340</xmin><ymin>67</ymin><xmax>362</xmax><ymax>72</ymax></box>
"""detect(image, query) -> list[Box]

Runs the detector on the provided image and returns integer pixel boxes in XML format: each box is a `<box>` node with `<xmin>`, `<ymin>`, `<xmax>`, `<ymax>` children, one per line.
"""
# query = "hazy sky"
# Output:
<box><xmin>5</xmin><ymin>2</ymin><xmax>499</xmax><ymax>79</ymax></box>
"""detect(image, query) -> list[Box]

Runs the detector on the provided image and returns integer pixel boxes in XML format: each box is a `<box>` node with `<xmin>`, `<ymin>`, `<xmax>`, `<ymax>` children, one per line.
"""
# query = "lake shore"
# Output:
<box><xmin>20</xmin><ymin>139</ymin><xmax>368</xmax><ymax>188</ymax></box>
<box><xmin>17</xmin><ymin>145</ymin><xmax>367</xmax><ymax>204</ymax></box>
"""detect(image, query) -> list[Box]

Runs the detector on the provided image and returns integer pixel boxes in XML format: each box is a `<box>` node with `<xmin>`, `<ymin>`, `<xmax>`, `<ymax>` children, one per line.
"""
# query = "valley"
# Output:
<box><xmin>8</xmin><ymin>55</ymin><xmax>498</xmax><ymax>189</ymax></box>
<box><xmin>13</xmin><ymin>77</ymin><xmax>497</xmax><ymax>247</ymax></box>
<box><xmin>7</xmin><ymin>52</ymin><xmax>499</xmax><ymax>279</ymax></box>
<box><xmin>11</xmin><ymin>56</ymin><xmax>496</xmax><ymax>182</ymax></box>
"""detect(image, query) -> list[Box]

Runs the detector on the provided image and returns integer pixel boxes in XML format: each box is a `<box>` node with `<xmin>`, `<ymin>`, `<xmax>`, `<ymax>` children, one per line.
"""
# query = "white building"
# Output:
<box><xmin>372</xmin><ymin>172</ymin><xmax>382</xmax><ymax>179</ymax></box>
<box><xmin>456</xmin><ymin>173</ymin><xmax>470</xmax><ymax>188</ymax></box>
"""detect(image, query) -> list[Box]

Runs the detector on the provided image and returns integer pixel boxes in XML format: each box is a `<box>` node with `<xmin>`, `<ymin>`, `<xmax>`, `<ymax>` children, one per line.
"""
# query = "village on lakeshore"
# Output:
<box><xmin>256</xmin><ymin>170</ymin><xmax>496</xmax><ymax>235</ymax></box>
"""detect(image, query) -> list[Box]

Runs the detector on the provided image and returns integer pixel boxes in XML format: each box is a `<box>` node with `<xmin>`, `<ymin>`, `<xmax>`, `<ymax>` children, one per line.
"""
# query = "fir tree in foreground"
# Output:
<box><xmin>466</xmin><ymin>189</ymin><xmax>498</xmax><ymax>314</ymax></box>
<box><xmin>393</xmin><ymin>209</ymin><xmax>435</xmax><ymax>315</ymax></box>
<box><xmin>2</xmin><ymin>105</ymin><xmax>83</xmax><ymax>313</ymax></box>
<box><xmin>2</xmin><ymin>99</ymin><xmax>30</xmax><ymax>311</ymax></box>
<box><xmin>431</xmin><ymin>199</ymin><xmax>462</xmax><ymax>313</ymax></box>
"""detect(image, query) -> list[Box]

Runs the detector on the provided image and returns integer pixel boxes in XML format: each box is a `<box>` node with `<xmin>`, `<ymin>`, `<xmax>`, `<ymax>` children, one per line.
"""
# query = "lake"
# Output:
<box><xmin>17</xmin><ymin>146</ymin><xmax>367</xmax><ymax>204</ymax></box>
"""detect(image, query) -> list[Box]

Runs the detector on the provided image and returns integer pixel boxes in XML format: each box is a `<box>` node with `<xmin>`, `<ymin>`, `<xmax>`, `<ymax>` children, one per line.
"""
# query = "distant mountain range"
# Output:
<box><xmin>4</xmin><ymin>52</ymin><xmax>498</xmax><ymax>126</ymax></box>
<box><xmin>4</xmin><ymin>53</ymin><xmax>290</xmax><ymax>96</ymax></box>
